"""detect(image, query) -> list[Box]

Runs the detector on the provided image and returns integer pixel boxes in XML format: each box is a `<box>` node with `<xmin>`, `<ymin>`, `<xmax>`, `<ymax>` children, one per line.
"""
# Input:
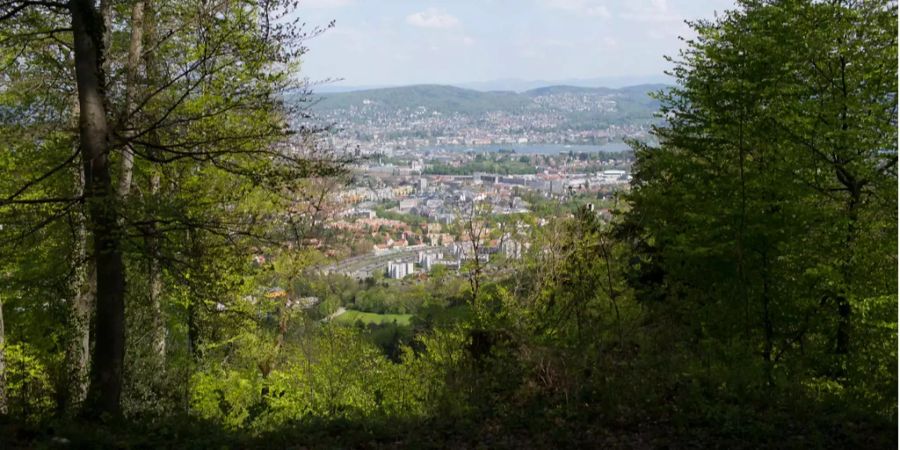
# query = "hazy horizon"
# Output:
<box><xmin>308</xmin><ymin>73</ymin><xmax>674</xmax><ymax>93</ymax></box>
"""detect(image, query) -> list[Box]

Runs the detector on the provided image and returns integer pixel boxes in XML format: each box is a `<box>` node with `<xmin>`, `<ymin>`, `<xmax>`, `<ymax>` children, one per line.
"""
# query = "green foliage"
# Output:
<box><xmin>619</xmin><ymin>0</ymin><xmax>897</xmax><ymax>430</ymax></box>
<box><xmin>191</xmin><ymin>368</ymin><xmax>264</xmax><ymax>430</ymax></box>
<box><xmin>0</xmin><ymin>1</ymin><xmax>895</xmax><ymax>448</ymax></box>
<box><xmin>189</xmin><ymin>325</ymin><xmax>428</xmax><ymax>432</ymax></box>
<box><xmin>2</xmin><ymin>343</ymin><xmax>56</xmax><ymax>422</ymax></box>
<box><xmin>844</xmin><ymin>295</ymin><xmax>898</xmax><ymax>417</ymax></box>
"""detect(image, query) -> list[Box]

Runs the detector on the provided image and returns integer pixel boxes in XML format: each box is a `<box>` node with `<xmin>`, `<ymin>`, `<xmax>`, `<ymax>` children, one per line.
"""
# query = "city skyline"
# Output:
<box><xmin>295</xmin><ymin>0</ymin><xmax>737</xmax><ymax>88</ymax></box>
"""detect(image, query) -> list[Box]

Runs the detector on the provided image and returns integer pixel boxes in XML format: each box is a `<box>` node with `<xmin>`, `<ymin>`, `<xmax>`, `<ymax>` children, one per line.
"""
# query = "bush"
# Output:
<box><xmin>2</xmin><ymin>343</ymin><xmax>56</xmax><ymax>422</ymax></box>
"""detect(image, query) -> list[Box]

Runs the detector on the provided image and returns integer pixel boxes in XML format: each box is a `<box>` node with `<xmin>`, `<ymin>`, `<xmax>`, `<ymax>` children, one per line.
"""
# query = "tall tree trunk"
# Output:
<box><xmin>140</xmin><ymin>1</ymin><xmax>166</xmax><ymax>361</ymax></box>
<box><xmin>64</xmin><ymin>162</ymin><xmax>95</xmax><ymax>414</ymax></box>
<box><xmin>0</xmin><ymin>294</ymin><xmax>7</xmax><ymax>415</ymax></box>
<box><xmin>833</xmin><ymin>55</ymin><xmax>858</xmax><ymax>357</ymax></box>
<box><xmin>834</xmin><ymin>187</ymin><xmax>859</xmax><ymax>355</ymax></box>
<box><xmin>117</xmin><ymin>0</ymin><xmax>144</xmax><ymax>197</ymax></box>
<box><xmin>761</xmin><ymin>249</ymin><xmax>775</xmax><ymax>386</ymax></box>
<box><xmin>117</xmin><ymin>0</ymin><xmax>166</xmax><ymax>372</ymax></box>
<box><xmin>146</xmin><ymin>3</ymin><xmax>165</xmax><ymax>361</ymax></box>
<box><xmin>186</xmin><ymin>229</ymin><xmax>200</xmax><ymax>361</ymax></box>
<box><xmin>71</xmin><ymin>0</ymin><xmax>127</xmax><ymax>417</ymax></box>
<box><xmin>148</xmin><ymin>175</ymin><xmax>165</xmax><ymax>359</ymax></box>
<box><xmin>99</xmin><ymin>0</ymin><xmax>112</xmax><ymax>76</ymax></box>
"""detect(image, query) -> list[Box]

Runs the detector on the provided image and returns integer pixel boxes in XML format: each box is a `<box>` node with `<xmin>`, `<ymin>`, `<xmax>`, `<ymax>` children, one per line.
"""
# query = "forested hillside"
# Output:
<box><xmin>312</xmin><ymin>84</ymin><xmax>663</xmax><ymax>114</ymax></box>
<box><xmin>0</xmin><ymin>0</ymin><xmax>896</xmax><ymax>448</ymax></box>
<box><xmin>314</xmin><ymin>85</ymin><xmax>535</xmax><ymax>114</ymax></box>
<box><xmin>310</xmin><ymin>83</ymin><xmax>663</xmax><ymax>129</ymax></box>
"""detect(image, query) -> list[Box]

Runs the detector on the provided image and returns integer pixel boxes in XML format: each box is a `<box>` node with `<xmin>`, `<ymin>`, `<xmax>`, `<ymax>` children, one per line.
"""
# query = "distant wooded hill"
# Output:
<box><xmin>308</xmin><ymin>83</ymin><xmax>666</xmax><ymax>126</ymax></box>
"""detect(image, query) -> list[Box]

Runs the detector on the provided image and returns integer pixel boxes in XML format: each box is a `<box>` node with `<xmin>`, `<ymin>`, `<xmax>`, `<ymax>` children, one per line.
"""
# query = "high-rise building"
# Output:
<box><xmin>418</xmin><ymin>251</ymin><xmax>443</xmax><ymax>270</ymax></box>
<box><xmin>387</xmin><ymin>260</ymin><xmax>415</xmax><ymax>279</ymax></box>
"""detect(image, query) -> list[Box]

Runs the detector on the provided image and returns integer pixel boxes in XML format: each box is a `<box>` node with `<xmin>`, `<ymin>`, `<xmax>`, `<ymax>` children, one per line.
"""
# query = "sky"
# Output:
<box><xmin>294</xmin><ymin>0</ymin><xmax>737</xmax><ymax>88</ymax></box>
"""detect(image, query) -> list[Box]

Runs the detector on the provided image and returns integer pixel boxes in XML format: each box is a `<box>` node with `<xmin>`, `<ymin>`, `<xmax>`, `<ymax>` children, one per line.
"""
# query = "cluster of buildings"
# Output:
<box><xmin>314</xmin><ymin>91</ymin><xmax>655</xmax><ymax>154</ymax></box>
<box><xmin>380</xmin><ymin>237</ymin><xmax>523</xmax><ymax>280</ymax></box>
<box><xmin>322</xmin><ymin>124</ymin><xmax>650</xmax><ymax>156</ymax></box>
<box><xmin>318</xmin><ymin>148</ymin><xmax>634</xmax><ymax>280</ymax></box>
<box><xmin>354</xmin><ymin>155</ymin><xmax>617</xmax><ymax>221</ymax></box>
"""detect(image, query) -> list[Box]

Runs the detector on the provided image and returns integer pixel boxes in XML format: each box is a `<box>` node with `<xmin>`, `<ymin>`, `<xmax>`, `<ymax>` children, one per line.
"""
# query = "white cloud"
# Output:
<box><xmin>587</xmin><ymin>6</ymin><xmax>611</xmax><ymax>18</ymax></box>
<box><xmin>541</xmin><ymin>0</ymin><xmax>585</xmax><ymax>10</ymax></box>
<box><xmin>620</xmin><ymin>0</ymin><xmax>680</xmax><ymax>22</ymax></box>
<box><xmin>301</xmin><ymin>0</ymin><xmax>352</xmax><ymax>9</ymax></box>
<box><xmin>406</xmin><ymin>8</ymin><xmax>460</xmax><ymax>29</ymax></box>
<box><xmin>541</xmin><ymin>0</ymin><xmax>611</xmax><ymax>18</ymax></box>
<box><xmin>545</xmin><ymin>39</ymin><xmax>575</xmax><ymax>48</ymax></box>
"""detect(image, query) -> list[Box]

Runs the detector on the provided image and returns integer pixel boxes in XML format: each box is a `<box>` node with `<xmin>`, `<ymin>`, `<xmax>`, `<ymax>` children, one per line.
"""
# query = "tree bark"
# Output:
<box><xmin>142</xmin><ymin>2</ymin><xmax>166</xmax><ymax>361</ymax></box>
<box><xmin>186</xmin><ymin>229</ymin><xmax>200</xmax><ymax>360</ymax></box>
<box><xmin>64</xmin><ymin>162</ymin><xmax>95</xmax><ymax>414</ymax></box>
<box><xmin>71</xmin><ymin>0</ymin><xmax>127</xmax><ymax>417</ymax></box>
<box><xmin>118</xmin><ymin>0</ymin><xmax>167</xmax><ymax>367</ymax></box>
<box><xmin>148</xmin><ymin>178</ymin><xmax>165</xmax><ymax>359</ymax></box>
<box><xmin>117</xmin><ymin>0</ymin><xmax>145</xmax><ymax>198</ymax></box>
<box><xmin>99</xmin><ymin>0</ymin><xmax>112</xmax><ymax>76</ymax></box>
<box><xmin>0</xmin><ymin>294</ymin><xmax>7</xmax><ymax>415</ymax></box>
<box><xmin>832</xmin><ymin>54</ymin><xmax>859</xmax><ymax>357</ymax></box>
<box><xmin>834</xmin><ymin>187</ymin><xmax>859</xmax><ymax>355</ymax></box>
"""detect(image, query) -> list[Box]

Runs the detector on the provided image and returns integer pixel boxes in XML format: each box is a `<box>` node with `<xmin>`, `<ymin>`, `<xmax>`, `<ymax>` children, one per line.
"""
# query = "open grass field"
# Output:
<box><xmin>334</xmin><ymin>309</ymin><xmax>413</xmax><ymax>326</ymax></box>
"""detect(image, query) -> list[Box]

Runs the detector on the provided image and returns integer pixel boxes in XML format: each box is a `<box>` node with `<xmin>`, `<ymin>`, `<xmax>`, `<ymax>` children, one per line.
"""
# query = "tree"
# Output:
<box><xmin>767</xmin><ymin>0</ymin><xmax>897</xmax><ymax>358</ymax></box>
<box><xmin>622</xmin><ymin>0</ymin><xmax>896</xmax><ymax>390</ymax></box>
<box><xmin>0</xmin><ymin>0</ymin><xmax>343</xmax><ymax>417</ymax></box>
<box><xmin>0</xmin><ymin>293</ymin><xmax>5</xmax><ymax>415</ymax></box>
<box><xmin>68</xmin><ymin>0</ymin><xmax>127</xmax><ymax>417</ymax></box>
<box><xmin>457</xmin><ymin>200</ymin><xmax>490</xmax><ymax>303</ymax></box>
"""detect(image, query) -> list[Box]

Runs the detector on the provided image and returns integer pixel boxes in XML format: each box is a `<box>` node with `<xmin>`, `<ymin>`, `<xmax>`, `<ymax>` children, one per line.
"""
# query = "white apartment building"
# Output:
<box><xmin>387</xmin><ymin>260</ymin><xmax>415</xmax><ymax>279</ymax></box>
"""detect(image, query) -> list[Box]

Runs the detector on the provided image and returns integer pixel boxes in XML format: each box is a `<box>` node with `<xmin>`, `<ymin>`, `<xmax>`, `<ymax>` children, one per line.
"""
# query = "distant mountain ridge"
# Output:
<box><xmin>456</xmin><ymin>75</ymin><xmax>672</xmax><ymax>92</ymax></box>
<box><xmin>520</xmin><ymin>84</ymin><xmax>665</xmax><ymax>96</ymax></box>
<box><xmin>311</xmin><ymin>75</ymin><xmax>672</xmax><ymax>93</ymax></box>
<box><xmin>310</xmin><ymin>83</ymin><xmax>667</xmax><ymax>122</ymax></box>
<box><xmin>314</xmin><ymin>84</ymin><xmax>531</xmax><ymax>112</ymax></box>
